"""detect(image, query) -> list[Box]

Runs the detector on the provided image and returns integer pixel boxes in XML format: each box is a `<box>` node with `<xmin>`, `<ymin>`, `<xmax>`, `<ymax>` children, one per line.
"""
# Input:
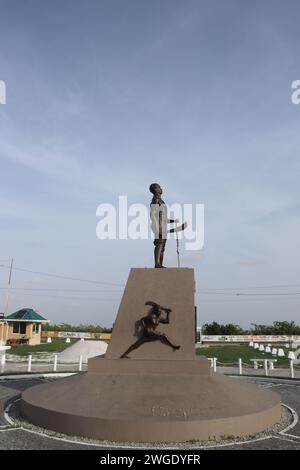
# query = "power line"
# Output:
<box><xmin>198</xmin><ymin>284</ymin><xmax>300</xmax><ymax>291</ymax></box>
<box><xmin>6</xmin><ymin>291</ymin><xmax>119</xmax><ymax>301</ymax></box>
<box><xmin>2</xmin><ymin>285</ymin><xmax>300</xmax><ymax>296</ymax></box>
<box><xmin>0</xmin><ymin>264</ymin><xmax>124</xmax><ymax>287</ymax></box>
<box><xmin>236</xmin><ymin>292</ymin><xmax>300</xmax><ymax>296</ymax></box>
<box><xmin>198</xmin><ymin>291</ymin><xmax>300</xmax><ymax>296</ymax></box>
<box><xmin>0</xmin><ymin>286</ymin><xmax>118</xmax><ymax>292</ymax></box>
<box><xmin>2</xmin><ymin>286</ymin><xmax>300</xmax><ymax>297</ymax></box>
<box><xmin>1</xmin><ymin>263</ymin><xmax>300</xmax><ymax>297</ymax></box>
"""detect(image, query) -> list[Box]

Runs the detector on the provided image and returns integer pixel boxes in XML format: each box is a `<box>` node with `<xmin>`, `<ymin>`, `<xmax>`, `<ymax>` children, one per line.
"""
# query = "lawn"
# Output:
<box><xmin>8</xmin><ymin>338</ymin><xmax>77</xmax><ymax>356</ymax></box>
<box><xmin>196</xmin><ymin>344</ymin><xmax>290</xmax><ymax>367</ymax></box>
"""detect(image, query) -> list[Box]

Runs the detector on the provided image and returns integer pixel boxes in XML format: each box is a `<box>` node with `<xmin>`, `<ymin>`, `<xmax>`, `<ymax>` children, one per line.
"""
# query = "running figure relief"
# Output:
<box><xmin>120</xmin><ymin>301</ymin><xmax>181</xmax><ymax>358</ymax></box>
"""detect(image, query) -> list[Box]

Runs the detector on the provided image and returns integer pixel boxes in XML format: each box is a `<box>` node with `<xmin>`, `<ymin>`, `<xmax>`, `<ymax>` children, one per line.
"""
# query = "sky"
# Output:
<box><xmin>0</xmin><ymin>0</ymin><xmax>300</xmax><ymax>329</ymax></box>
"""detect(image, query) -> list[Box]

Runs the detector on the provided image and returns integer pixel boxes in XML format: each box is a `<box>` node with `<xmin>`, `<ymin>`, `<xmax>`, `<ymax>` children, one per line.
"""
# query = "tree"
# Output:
<box><xmin>42</xmin><ymin>323</ymin><xmax>112</xmax><ymax>333</ymax></box>
<box><xmin>250</xmin><ymin>321</ymin><xmax>300</xmax><ymax>335</ymax></box>
<box><xmin>202</xmin><ymin>322</ymin><xmax>248</xmax><ymax>335</ymax></box>
<box><xmin>202</xmin><ymin>322</ymin><xmax>222</xmax><ymax>335</ymax></box>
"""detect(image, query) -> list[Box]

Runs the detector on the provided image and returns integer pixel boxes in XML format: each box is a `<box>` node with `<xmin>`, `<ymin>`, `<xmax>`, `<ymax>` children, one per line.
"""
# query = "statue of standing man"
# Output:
<box><xmin>149</xmin><ymin>183</ymin><xmax>186</xmax><ymax>268</ymax></box>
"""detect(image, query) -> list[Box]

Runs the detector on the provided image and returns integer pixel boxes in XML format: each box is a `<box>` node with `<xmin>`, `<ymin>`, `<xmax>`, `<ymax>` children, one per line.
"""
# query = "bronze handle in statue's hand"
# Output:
<box><xmin>168</xmin><ymin>222</ymin><xmax>187</xmax><ymax>234</ymax></box>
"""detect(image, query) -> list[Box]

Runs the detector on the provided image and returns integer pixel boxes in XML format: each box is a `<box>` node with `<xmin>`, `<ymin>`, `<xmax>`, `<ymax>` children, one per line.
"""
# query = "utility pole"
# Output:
<box><xmin>1</xmin><ymin>258</ymin><xmax>13</xmax><ymax>344</ymax></box>
<box><xmin>175</xmin><ymin>223</ymin><xmax>180</xmax><ymax>268</ymax></box>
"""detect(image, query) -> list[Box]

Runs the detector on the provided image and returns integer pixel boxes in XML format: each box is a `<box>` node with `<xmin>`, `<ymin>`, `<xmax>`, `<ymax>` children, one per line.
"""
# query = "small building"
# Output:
<box><xmin>0</xmin><ymin>308</ymin><xmax>49</xmax><ymax>346</ymax></box>
<box><xmin>0</xmin><ymin>313</ymin><xmax>6</xmax><ymax>347</ymax></box>
<box><xmin>0</xmin><ymin>313</ymin><xmax>10</xmax><ymax>350</ymax></box>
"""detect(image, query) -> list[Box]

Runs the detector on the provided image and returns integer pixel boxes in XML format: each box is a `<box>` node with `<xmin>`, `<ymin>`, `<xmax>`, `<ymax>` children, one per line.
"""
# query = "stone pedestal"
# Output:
<box><xmin>20</xmin><ymin>269</ymin><xmax>281</xmax><ymax>443</ymax></box>
<box><xmin>106</xmin><ymin>268</ymin><xmax>196</xmax><ymax>360</ymax></box>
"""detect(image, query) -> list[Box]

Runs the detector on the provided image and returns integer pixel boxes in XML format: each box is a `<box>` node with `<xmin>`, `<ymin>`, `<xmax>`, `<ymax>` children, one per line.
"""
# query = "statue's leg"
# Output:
<box><xmin>154</xmin><ymin>239</ymin><xmax>166</xmax><ymax>268</ymax></box>
<box><xmin>159</xmin><ymin>334</ymin><xmax>181</xmax><ymax>351</ymax></box>
<box><xmin>159</xmin><ymin>239</ymin><xmax>166</xmax><ymax>267</ymax></box>
<box><xmin>154</xmin><ymin>240</ymin><xmax>160</xmax><ymax>268</ymax></box>
<box><xmin>120</xmin><ymin>338</ymin><xmax>145</xmax><ymax>358</ymax></box>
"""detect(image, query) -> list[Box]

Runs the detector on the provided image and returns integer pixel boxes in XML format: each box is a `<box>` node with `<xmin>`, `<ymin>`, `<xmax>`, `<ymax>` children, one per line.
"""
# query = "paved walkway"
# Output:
<box><xmin>216</xmin><ymin>365</ymin><xmax>300</xmax><ymax>379</ymax></box>
<box><xmin>2</xmin><ymin>362</ymin><xmax>299</xmax><ymax>378</ymax></box>
<box><xmin>0</xmin><ymin>375</ymin><xmax>300</xmax><ymax>449</ymax></box>
<box><xmin>1</xmin><ymin>362</ymin><xmax>88</xmax><ymax>374</ymax></box>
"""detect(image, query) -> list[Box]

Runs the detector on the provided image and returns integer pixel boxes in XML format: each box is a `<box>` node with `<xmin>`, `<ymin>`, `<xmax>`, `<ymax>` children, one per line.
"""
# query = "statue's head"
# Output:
<box><xmin>145</xmin><ymin>300</ymin><xmax>162</xmax><ymax>316</ymax></box>
<box><xmin>149</xmin><ymin>183</ymin><xmax>162</xmax><ymax>195</ymax></box>
<box><xmin>153</xmin><ymin>305</ymin><xmax>162</xmax><ymax>316</ymax></box>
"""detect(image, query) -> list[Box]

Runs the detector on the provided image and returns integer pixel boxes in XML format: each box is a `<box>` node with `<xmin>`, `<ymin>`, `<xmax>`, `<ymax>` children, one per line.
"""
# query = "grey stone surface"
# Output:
<box><xmin>1</xmin><ymin>377</ymin><xmax>300</xmax><ymax>449</ymax></box>
<box><xmin>218</xmin><ymin>366</ymin><xmax>300</xmax><ymax>379</ymax></box>
<box><xmin>215</xmin><ymin>437</ymin><xmax>300</xmax><ymax>450</ymax></box>
<box><xmin>0</xmin><ymin>428</ymin><xmax>101</xmax><ymax>450</ymax></box>
<box><xmin>20</xmin><ymin>359</ymin><xmax>281</xmax><ymax>442</ymax></box>
<box><xmin>1</xmin><ymin>362</ymin><xmax>87</xmax><ymax>374</ymax></box>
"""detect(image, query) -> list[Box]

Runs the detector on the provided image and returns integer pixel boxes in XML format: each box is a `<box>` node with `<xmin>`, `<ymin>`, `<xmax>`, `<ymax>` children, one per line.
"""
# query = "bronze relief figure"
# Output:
<box><xmin>120</xmin><ymin>301</ymin><xmax>181</xmax><ymax>358</ymax></box>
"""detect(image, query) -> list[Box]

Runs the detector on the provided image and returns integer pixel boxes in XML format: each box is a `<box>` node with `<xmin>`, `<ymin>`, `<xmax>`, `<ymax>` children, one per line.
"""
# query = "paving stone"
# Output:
<box><xmin>0</xmin><ymin>377</ymin><xmax>300</xmax><ymax>450</ymax></box>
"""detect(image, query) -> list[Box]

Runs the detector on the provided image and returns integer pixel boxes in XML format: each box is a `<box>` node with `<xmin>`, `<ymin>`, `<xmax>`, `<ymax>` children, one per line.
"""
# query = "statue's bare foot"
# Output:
<box><xmin>172</xmin><ymin>345</ymin><xmax>181</xmax><ymax>352</ymax></box>
<box><xmin>120</xmin><ymin>354</ymin><xmax>130</xmax><ymax>359</ymax></box>
<box><xmin>155</xmin><ymin>265</ymin><xmax>166</xmax><ymax>268</ymax></box>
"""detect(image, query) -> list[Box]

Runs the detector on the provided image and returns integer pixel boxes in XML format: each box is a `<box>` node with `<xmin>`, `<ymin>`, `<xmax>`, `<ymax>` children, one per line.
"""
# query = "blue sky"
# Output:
<box><xmin>0</xmin><ymin>0</ymin><xmax>300</xmax><ymax>328</ymax></box>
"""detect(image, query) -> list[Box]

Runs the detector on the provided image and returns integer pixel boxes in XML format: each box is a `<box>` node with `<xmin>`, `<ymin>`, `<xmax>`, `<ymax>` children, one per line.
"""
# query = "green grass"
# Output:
<box><xmin>196</xmin><ymin>344</ymin><xmax>290</xmax><ymax>367</ymax></box>
<box><xmin>8</xmin><ymin>338</ymin><xmax>77</xmax><ymax>356</ymax></box>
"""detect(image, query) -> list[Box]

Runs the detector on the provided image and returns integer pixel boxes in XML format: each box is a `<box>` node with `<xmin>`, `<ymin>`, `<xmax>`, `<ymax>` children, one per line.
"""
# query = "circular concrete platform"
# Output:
<box><xmin>20</xmin><ymin>357</ymin><xmax>281</xmax><ymax>443</ymax></box>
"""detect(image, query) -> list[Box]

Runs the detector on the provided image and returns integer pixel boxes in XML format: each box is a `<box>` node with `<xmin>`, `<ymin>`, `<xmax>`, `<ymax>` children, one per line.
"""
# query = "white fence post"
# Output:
<box><xmin>238</xmin><ymin>358</ymin><xmax>242</xmax><ymax>375</ymax></box>
<box><xmin>264</xmin><ymin>359</ymin><xmax>268</xmax><ymax>377</ymax></box>
<box><xmin>290</xmin><ymin>359</ymin><xmax>295</xmax><ymax>379</ymax></box>
<box><xmin>53</xmin><ymin>354</ymin><xmax>58</xmax><ymax>372</ymax></box>
<box><xmin>253</xmin><ymin>360</ymin><xmax>258</xmax><ymax>370</ymax></box>
<box><xmin>213</xmin><ymin>357</ymin><xmax>217</xmax><ymax>373</ymax></box>
<box><xmin>0</xmin><ymin>354</ymin><xmax>5</xmax><ymax>372</ymax></box>
<box><xmin>27</xmin><ymin>354</ymin><xmax>32</xmax><ymax>373</ymax></box>
<box><xmin>79</xmin><ymin>354</ymin><xmax>83</xmax><ymax>371</ymax></box>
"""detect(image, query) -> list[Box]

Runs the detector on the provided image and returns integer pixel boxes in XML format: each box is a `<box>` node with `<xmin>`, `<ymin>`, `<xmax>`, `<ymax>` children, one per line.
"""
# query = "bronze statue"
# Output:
<box><xmin>120</xmin><ymin>301</ymin><xmax>181</xmax><ymax>358</ymax></box>
<box><xmin>149</xmin><ymin>183</ymin><xmax>186</xmax><ymax>268</ymax></box>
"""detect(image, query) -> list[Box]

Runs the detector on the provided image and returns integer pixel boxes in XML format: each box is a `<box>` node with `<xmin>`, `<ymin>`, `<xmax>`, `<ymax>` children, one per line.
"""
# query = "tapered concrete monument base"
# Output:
<box><xmin>21</xmin><ymin>356</ymin><xmax>281</xmax><ymax>443</ymax></box>
<box><xmin>20</xmin><ymin>269</ymin><xmax>281</xmax><ymax>442</ymax></box>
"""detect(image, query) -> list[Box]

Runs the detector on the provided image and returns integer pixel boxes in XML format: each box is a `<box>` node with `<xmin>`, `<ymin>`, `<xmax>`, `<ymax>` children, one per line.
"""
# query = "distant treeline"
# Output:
<box><xmin>202</xmin><ymin>321</ymin><xmax>300</xmax><ymax>335</ymax></box>
<box><xmin>42</xmin><ymin>323</ymin><xmax>112</xmax><ymax>333</ymax></box>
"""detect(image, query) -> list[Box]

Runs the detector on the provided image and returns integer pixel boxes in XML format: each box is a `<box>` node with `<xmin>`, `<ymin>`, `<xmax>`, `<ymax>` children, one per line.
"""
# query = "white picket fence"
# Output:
<box><xmin>0</xmin><ymin>353</ymin><xmax>86</xmax><ymax>374</ymax></box>
<box><xmin>207</xmin><ymin>357</ymin><xmax>297</xmax><ymax>379</ymax></box>
<box><xmin>0</xmin><ymin>353</ymin><xmax>298</xmax><ymax>379</ymax></box>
